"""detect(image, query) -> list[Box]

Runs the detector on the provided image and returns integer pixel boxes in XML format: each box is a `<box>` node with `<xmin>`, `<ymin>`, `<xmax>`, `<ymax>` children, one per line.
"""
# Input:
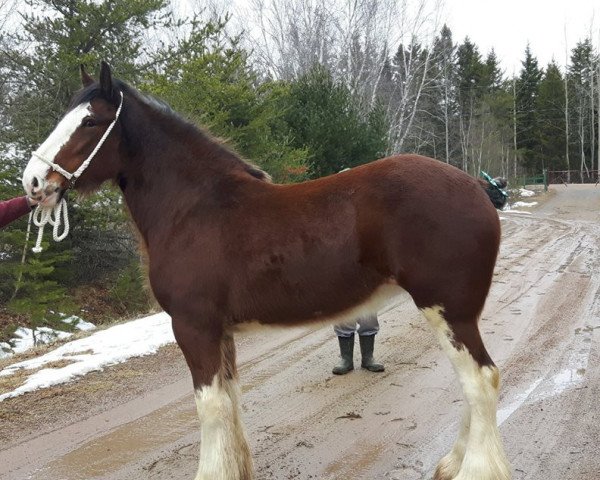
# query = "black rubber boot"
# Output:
<box><xmin>359</xmin><ymin>334</ymin><xmax>384</xmax><ymax>372</ymax></box>
<box><xmin>332</xmin><ymin>335</ymin><xmax>354</xmax><ymax>375</ymax></box>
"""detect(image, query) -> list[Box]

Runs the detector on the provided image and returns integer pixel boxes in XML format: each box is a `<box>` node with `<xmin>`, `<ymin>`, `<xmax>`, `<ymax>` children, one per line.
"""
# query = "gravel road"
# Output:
<box><xmin>1</xmin><ymin>184</ymin><xmax>599</xmax><ymax>480</ymax></box>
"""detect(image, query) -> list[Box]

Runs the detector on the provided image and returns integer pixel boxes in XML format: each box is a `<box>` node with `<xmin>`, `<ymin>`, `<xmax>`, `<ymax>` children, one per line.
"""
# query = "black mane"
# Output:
<box><xmin>69</xmin><ymin>79</ymin><xmax>271</xmax><ymax>183</ymax></box>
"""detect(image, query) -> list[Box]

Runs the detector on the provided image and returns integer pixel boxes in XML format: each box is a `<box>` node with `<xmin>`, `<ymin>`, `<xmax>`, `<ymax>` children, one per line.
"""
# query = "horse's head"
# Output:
<box><xmin>23</xmin><ymin>61</ymin><xmax>124</xmax><ymax>207</ymax></box>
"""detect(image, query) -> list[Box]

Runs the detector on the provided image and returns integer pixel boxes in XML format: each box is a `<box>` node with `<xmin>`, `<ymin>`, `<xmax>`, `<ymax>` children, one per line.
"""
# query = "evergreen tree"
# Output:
<box><xmin>456</xmin><ymin>38</ymin><xmax>486</xmax><ymax>105</ymax></box>
<box><xmin>429</xmin><ymin>24</ymin><xmax>458</xmax><ymax>164</ymax></box>
<box><xmin>144</xmin><ymin>18</ymin><xmax>310</xmax><ymax>183</ymax></box>
<box><xmin>0</xmin><ymin>0</ymin><xmax>173</xmax><ymax>153</ymax></box>
<box><xmin>516</xmin><ymin>45</ymin><xmax>543</xmax><ymax>172</ymax></box>
<box><xmin>482</xmin><ymin>50</ymin><xmax>504</xmax><ymax>92</ymax></box>
<box><xmin>0</xmin><ymin>135</ymin><xmax>75</xmax><ymax>337</ymax></box>
<box><xmin>485</xmin><ymin>79</ymin><xmax>517</xmax><ymax>178</ymax></box>
<box><xmin>568</xmin><ymin>39</ymin><xmax>596</xmax><ymax>175</ymax></box>
<box><xmin>8</xmin><ymin>250</ymin><xmax>74</xmax><ymax>344</ymax></box>
<box><xmin>455</xmin><ymin>37</ymin><xmax>486</xmax><ymax>171</ymax></box>
<box><xmin>284</xmin><ymin>66</ymin><xmax>389</xmax><ymax>178</ymax></box>
<box><xmin>537</xmin><ymin>62</ymin><xmax>567</xmax><ymax>170</ymax></box>
<box><xmin>0</xmin><ymin>0</ymin><xmax>182</xmax><ymax>322</ymax></box>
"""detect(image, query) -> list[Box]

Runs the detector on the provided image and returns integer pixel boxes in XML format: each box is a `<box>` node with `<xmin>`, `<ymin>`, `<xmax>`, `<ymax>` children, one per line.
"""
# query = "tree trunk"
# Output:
<box><xmin>10</xmin><ymin>213</ymin><xmax>33</xmax><ymax>301</ymax></box>
<box><xmin>580</xmin><ymin>111</ymin><xmax>586</xmax><ymax>181</ymax></box>
<box><xmin>444</xmin><ymin>79</ymin><xmax>450</xmax><ymax>163</ymax></box>
<box><xmin>512</xmin><ymin>76</ymin><xmax>518</xmax><ymax>179</ymax></box>
<box><xmin>564</xmin><ymin>28</ymin><xmax>571</xmax><ymax>182</ymax></box>
<box><xmin>590</xmin><ymin>54</ymin><xmax>595</xmax><ymax>176</ymax></box>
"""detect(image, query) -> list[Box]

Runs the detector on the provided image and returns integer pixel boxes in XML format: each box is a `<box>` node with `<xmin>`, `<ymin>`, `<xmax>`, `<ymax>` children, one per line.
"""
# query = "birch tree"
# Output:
<box><xmin>597</xmin><ymin>31</ymin><xmax>600</xmax><ymax>179</ymax></box>
<box><xmin>568</xmin><ymin>39</ymin><xmax>594</xmax><ymax>179</ymax></box>
<box><xmin>246</xmin><ymin>0</ymin><xmax>442</xmax><ymax>152</ymax></box>
<box><xmin>454</xmin><ymin>38</ymin><xmax>486</xmax><ymax>172</ymax></box>
<box><xmin>430</xmin><ymin>24</ymin><xmax>456</xmax><ymax>163</ymax></box>
<box><xmin>564</xmin><ymin>28</ymin><xmax>571</xmax><ymax>181</ymax></box>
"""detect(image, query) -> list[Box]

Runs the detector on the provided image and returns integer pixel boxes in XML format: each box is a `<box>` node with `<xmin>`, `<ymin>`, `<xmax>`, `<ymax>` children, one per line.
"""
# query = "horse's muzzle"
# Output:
<box><xmin>25</xmin><ymin>178</ymin><xmax>62</xmax><ymax>207</ymax></box>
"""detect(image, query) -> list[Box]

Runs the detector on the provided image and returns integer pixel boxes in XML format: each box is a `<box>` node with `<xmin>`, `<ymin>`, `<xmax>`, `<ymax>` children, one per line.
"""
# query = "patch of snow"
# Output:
<box><xmin>502</xmin><ymin>210</ymin><xmax>532</xmax><ymax>215</ymax></box>
<box><xmin>0</xmin><ymin>316</ymin><xmax>96</xmax><ymax>360</ymax></box>
<box><xmin>0</xmin><ymin>312</ymin><xmax>173</xmax><ymax>402</ymax></box>
<box><xmin>0</xmin><ymin>327</ymin><xmax>73</xmax><ymax>359</ymax></box>
<box><xmin>511</xmin><ymin>201</ymin><xmax>538</xmax><ymax>208</ymax></box>
<box><xmin>519</xmin><ymin>188</ymin><xmax>535</xmax><ymax>197</ymax></box>
<box><xmin>62</xmin><ymin>315</ymin><xmax>96</xmax><ymax>331</ymax></box>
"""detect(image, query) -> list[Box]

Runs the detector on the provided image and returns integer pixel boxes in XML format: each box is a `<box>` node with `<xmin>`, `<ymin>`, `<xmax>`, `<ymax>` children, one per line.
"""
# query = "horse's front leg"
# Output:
<box><xmin>172</xmin><ymin>317</ymin><xmax>253</xmax><ymax>480</ymax></box>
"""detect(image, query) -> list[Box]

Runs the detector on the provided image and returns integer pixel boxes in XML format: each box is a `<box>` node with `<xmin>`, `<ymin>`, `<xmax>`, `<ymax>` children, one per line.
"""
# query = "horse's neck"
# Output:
<box><xmin>119</xmin><ymin>118</ymin><xmax>248</xmax><ymax>246</ymax></box>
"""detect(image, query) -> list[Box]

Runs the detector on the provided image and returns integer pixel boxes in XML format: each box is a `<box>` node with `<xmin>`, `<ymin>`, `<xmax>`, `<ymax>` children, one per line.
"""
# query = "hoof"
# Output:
<box><xmin>433</xmin><ymin>453</ymin><xmax>462</xmax><ymax>480</ymax></box>
<box><xmin>433</xmin><ymin>467</ymin><xmax>452</xmax><ymax>480</ymax></box>
<box><xmin>433</xmin><ymin>465</ymin><xmax>454</xmax><ymax>480</ymax></box>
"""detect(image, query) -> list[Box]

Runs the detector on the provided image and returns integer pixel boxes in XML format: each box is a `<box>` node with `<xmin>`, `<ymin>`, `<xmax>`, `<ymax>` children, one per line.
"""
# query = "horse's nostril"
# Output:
<box><xmin>32</xmin><ymin>177</ymin><xmax>39</xmax><ymax>188</ymax></box>
<box><xmin>54</xmin><ymin>187</ymin><xmax>60</xmax><ymax>193</ymax></box>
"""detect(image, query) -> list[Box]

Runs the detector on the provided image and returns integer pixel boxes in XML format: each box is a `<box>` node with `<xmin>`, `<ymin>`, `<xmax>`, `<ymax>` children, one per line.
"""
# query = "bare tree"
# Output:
<box><xmin>590</xmin><ymin>20</ymin><xmax>597</xmax><ymax>175</ymax></box>
<box><xmin>513</xmin><ymin>74</ymin><xmax>519</xmax><ymax>179</ymax></box>
<box><xmin>245</xmin><ymin>0</ymin><xmax>443</xmax><ymax>153</ymax></box>
<box><xmin>386</xmin><ymin>40</ymin><xmax>435</xmax><ymax>152</ymax></box>
<box><xmin>0</xmin><ymin>0</ymin><xmax>18</xmax><ymax>30</ymax></box>
<box><xmin>245</xmin><ymin>0</ymin><xmax>338</xmax><ymax>79</ymax></box>
<box><xmin>431</xmin><ymin>24</ymin><xmax>455</xmax><ymax>163</ymax></box>
<box><xmin>564</xmin><ymin>26</ymin><xmax>571</xmax><ymax>181</ymax></box>
<box><xmin>598</xmin><ymin>28</ymin><xmax>600</xmax><ymax>180</ymax></box>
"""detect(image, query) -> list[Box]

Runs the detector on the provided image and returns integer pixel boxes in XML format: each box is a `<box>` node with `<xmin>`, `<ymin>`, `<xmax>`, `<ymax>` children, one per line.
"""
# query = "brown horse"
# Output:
<box><xmin>22</xmin><ymin>62</ymin><xmax>510</xmax><ymax>480</ymax></box>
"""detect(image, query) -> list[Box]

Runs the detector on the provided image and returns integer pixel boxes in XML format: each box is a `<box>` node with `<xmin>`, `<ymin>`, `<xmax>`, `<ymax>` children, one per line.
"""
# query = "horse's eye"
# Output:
<box><xmin>82</xmin><ymin>117</ymin><xmax>96</xmax><ymax>128</ymax></box>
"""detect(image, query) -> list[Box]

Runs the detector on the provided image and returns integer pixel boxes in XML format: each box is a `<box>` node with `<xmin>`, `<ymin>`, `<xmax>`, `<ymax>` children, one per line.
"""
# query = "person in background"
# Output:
<box><xmin>332</xmin><ymin>314</ymin><xmax>385</xmax><ymax>375</ymax></box>
<box><xmin>0</xmin><ymin>196</ymin><xmax>38</xmax><ymax>228</ymax></box>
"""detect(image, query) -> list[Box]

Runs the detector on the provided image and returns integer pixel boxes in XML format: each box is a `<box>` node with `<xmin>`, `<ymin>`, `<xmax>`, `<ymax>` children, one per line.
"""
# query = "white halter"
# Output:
<box><xmin>30</xmin><ymin>91</ymin><xmax>124</xmax><ymax>253</ymax></box>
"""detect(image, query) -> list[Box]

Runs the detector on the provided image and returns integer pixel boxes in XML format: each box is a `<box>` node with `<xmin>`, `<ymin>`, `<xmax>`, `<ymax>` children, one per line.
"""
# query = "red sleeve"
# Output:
<box><xmin>0</xmin><ymin>196</ymin><xmax>32</xmax><ymax>228</ymax></box>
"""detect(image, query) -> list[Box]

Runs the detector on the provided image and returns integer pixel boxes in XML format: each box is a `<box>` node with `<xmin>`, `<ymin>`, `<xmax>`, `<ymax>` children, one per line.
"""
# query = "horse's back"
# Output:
<box><xmin>346</xmin><ymin>154</ymin><xmax>499</xmax><ymax>221</ymax></box>
<box><xmin>335</xmin><ymin>154</ymin><xmax>501</xmax><ymax>255</ymax></box>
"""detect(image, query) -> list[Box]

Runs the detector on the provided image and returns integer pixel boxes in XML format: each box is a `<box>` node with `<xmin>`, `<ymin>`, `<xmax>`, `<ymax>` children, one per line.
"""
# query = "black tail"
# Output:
<box><xmin>479</xmin><ymin>177</ymin><xmax>508</xmax><ymax>210</ymax></box>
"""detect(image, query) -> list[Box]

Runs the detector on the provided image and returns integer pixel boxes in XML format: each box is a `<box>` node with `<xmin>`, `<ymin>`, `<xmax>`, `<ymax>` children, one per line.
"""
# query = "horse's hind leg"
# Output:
<box><xmin>433</xmin><ymin>401</ymin><xmax>471</xmax><ymax>479</ymax></box>
<box><xmin>420</xmin><ymin>306</ymin><xmax>510</xmax><ymax>480</ymax></box>
<box><xmin>173</xmin><ymin>318</ymin><xmax>253</xmax><ymax>480</ymax></box>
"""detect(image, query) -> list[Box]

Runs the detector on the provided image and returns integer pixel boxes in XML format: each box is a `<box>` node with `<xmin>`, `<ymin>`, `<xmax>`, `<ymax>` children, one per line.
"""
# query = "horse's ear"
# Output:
<box><xmin>80</xmin><ymin>64</ymin><xmax>94</xmax><ymax>87</ymax></box>
<box><xmin>99</xmin><ymin>61</ymin><xmax>117</xmax><ymax>102</ymax></box>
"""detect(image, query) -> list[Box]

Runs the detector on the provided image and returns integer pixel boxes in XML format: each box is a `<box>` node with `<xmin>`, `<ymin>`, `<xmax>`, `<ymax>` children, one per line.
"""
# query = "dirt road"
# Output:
<box><xmin>1</xmin><ymin>184</ymin><xmax>600</xmax><ymax>480</ymax></box>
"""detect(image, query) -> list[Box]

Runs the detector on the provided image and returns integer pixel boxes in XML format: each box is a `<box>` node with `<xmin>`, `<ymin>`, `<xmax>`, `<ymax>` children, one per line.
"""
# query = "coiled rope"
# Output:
<box><xmin>30</xmin><ymin>199</ymin><xmax>70</xmax><ymax>253</ymax></box>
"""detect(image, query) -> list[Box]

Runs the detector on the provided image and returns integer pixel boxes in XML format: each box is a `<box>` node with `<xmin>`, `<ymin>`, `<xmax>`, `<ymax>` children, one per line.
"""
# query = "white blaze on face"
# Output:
<box><xmin>22</xmin><ymin>103</ymin><xmax>91</xmax><ymax>195</ymax></box>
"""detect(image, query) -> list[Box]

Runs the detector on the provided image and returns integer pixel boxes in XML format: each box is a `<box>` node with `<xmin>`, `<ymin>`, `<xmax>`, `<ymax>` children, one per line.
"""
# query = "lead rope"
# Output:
<box><xmin>30</xmin><ymin>198</ymin><xmax>70</xmax><ymax>253</ymax></box>
<box><xmin>29</xmin><ymin>91</ymin><xmax>123</xmax><ymax>253</ymax></box>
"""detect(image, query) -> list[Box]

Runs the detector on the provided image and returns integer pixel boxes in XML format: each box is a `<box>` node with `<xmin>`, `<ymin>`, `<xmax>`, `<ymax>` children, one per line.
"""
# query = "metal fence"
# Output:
<box><xmin>547</xmin><ymin>170</ymin><xmax>599</xmax><ymax>185</ymax></box>
<box><xmin>521</xmin><ymin>169</ymin><xmax>548</xmax><ymax>191</ymax></box>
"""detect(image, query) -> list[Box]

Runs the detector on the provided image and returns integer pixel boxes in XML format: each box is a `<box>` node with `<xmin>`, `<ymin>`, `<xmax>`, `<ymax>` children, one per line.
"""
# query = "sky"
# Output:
<box><xmin>445</xmin><ymin>0</ymin><xmax>600</xmax><ymax>74</ymax></box>
<box><xmin>175</xmin><ymin>0</ymin><xmax>600</xmax><ymax>76</ymax></box>
<box><xmin>4</xmin><ymin>0</ymin><xmax>598</xmax><ymax>76</ymax></box>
